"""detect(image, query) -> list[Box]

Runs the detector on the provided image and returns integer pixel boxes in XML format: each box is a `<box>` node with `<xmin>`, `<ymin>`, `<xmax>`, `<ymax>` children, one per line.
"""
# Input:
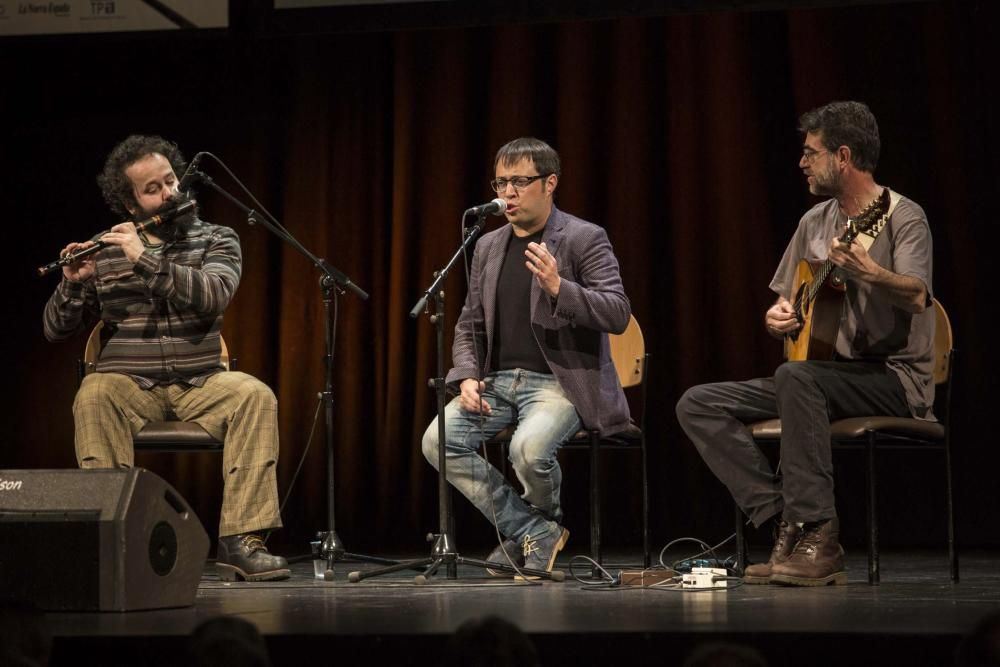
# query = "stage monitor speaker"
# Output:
<box><xmin>0</xmin><ymin>467</ymin><xmax>209</xmax><ymax>611</ymax></box>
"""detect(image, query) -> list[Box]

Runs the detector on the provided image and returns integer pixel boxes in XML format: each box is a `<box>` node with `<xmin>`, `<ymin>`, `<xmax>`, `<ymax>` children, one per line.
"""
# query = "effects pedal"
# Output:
<box><xmin>620</xmin><ymin>568</ymin><xmax>678</xmax><ymax>586</ymax></box>
<box><xmin>680</xmin><ymin>567</ymin><xmax>729</xmax><ymax>589</ymax></box>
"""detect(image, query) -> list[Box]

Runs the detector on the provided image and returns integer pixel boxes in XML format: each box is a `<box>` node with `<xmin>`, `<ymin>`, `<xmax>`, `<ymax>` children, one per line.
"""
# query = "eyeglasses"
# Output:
<box><xmin>490</xmin><ymin>174</ymin><xmax>550</xmax><ymax>194</ymax></box>
<box><xmin>801</xmin><ymin>149</ymin><xmax>829</xmax><ymax>164</ymax></box>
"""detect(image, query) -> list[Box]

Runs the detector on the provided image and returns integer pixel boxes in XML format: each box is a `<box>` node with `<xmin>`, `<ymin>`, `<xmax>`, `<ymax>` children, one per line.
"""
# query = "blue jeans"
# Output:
<box><xmin>421</xmin><ymin>369</ymin><xmax>582</xmax><ymax>542</ymax></box>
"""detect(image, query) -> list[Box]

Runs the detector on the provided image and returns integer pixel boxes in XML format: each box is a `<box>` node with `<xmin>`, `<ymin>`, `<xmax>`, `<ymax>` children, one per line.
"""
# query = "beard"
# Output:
<box><xmin>808</xmin><ymin>162</ymin><xmax>842</xmax><ymax>198</ymax></box>
<box><xmin>135</xmin><ymin>192</ymin><xmax>198</xmax><ymax>243</ymax></box>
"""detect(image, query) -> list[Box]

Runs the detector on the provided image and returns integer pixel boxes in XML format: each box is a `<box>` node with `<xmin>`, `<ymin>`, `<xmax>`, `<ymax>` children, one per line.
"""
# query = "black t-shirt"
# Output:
<box><xmin>490</xmin><ymin>230</ymin><xmax>551</xmax><ymax>374</ymax></box>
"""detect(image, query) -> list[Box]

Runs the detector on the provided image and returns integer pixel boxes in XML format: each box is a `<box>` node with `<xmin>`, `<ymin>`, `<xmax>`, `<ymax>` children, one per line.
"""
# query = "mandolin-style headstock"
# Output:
<box><xmin>843</xmin><ymin>187</ymin><xmax>891</xmax><ymax>241</ymax></box>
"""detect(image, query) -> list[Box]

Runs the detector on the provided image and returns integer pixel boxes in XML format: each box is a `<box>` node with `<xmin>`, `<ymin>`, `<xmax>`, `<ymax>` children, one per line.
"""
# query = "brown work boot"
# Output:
<box><xmin>743</xmin><ymin>519</ymin><xmax>802</xmax><ymax>584</ymax></box>
<box><xmin>770</xmin><ymin>517</ymin><xmax>847</xmax><ymax>586</ymax></box>
<box><xmin>216</xmin><ymin>533</ymin><xmax>290</xmax><ymax>582</ymax></box>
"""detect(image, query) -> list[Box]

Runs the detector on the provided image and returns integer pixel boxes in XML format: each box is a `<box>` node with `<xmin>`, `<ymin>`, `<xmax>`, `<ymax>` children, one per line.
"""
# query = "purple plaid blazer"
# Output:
<box><xmin>445</xmin><ymin>207</ymin><xmax>632</xmax><ymax>437</ymax></box>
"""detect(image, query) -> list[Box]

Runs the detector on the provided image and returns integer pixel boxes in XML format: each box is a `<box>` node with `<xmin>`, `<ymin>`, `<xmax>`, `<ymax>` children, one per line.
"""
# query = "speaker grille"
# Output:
<box><xmin>148</xmin><ymin>521</ymin><xmax>178</xmax><ymax>576</ymax></box>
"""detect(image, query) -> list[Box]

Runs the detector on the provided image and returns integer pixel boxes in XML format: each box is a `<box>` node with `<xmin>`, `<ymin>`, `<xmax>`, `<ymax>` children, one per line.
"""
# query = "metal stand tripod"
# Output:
<box><xmin>185</xmin><ymin>158</ymin><xmax>397</xmax><ymax>579</ymax></box>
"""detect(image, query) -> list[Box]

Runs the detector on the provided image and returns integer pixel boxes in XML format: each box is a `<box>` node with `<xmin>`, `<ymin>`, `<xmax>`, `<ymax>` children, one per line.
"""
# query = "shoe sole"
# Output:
<box><xmin>485</xmin><ymin>562</ymin><xmax>521</xmax><ymax>577</ymax></box>
<box><xmin>216</xmin><ymin>562</ymin><xmax>291</xmax><ymax>582</ymax></box>
<box><xmin>769</xmin><ymin>571</ymin><xmax>848</xmax><ymax>586</ymax></box>
<box><xmin>486</xmin><ymin>556</ymin><xmax>524</xmax><ymax>577</ymax></box>
<box><xmin>515</xmin><ymin>528</ymin><xmax>569</xmax><ymax>581</ymax></box>
<box><xmin>742</xmin><ymin>574</ymin><xmax>771</xmax><ymax>585</ymax></box>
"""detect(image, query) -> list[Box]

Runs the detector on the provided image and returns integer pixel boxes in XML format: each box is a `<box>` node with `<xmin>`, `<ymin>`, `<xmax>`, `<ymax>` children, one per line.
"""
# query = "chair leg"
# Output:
<box><xmin>589</xmin><ymin>430</ymin><xmax>601</xmax><ymax>575</ymax></box>
<box><xmin>641</xmin><ymin>431</ymin><xmax>650</xmax><ymax>569</ymax></box>
<box><xmin>735</xmin><ymin>503</ymin><xmax>747</xmax><ymax>575</ymax></box>
<box><xmin>866</xmin><ymin>430</ymin><xmax>880</xmax><ymax>585</ymax></box>
<box><xmin>945</xmin><ymin>433</ymin><xmax>959</xmax><ymax>582</ymax></box>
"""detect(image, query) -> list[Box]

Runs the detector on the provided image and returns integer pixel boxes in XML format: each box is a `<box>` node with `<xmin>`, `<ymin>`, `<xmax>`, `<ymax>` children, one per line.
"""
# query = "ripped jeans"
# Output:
<box><xmin>422</xmin><ymin>369</ymin><xmax>582</xmax><ymax>543</ymax></box>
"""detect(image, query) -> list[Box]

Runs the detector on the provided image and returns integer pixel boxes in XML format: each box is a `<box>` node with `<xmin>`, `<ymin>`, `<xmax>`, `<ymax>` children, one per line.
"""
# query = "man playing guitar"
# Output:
<box><xmin>676</xmin><ymin>101</ymin><xmax>935</xmax><ymax>586</ymax></box>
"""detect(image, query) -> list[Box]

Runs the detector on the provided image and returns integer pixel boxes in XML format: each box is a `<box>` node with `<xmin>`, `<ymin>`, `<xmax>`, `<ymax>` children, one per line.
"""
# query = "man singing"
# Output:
<box><xmin>422</xmin><ymin>137</ymin><xmax>632</xmax><ymax>575</ymax></box>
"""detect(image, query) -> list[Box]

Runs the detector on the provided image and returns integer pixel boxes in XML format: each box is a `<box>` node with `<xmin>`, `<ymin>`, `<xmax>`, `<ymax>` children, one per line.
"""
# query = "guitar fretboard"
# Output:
<box><xmin>801</xmin><ymin>188</ymin><xmax>891</xmax><ymax>308</ymax></box>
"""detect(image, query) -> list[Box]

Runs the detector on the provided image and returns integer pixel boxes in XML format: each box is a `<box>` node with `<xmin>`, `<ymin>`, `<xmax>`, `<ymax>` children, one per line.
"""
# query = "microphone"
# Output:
<box><xmin>179</xmin><ymin>152</ymin><xmax>205</xmax><ymax>191</ymax></box>
<box><xmin>464</xmin><ymin>198</ymin><xmax>507</xmax><ymax>217</ymax></box>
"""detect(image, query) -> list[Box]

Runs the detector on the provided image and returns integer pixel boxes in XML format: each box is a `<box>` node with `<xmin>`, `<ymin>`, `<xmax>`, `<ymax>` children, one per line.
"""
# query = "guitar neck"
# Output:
<box><xmin>807</xmin><ymin>260</ymin><xmax>837</xmax><ymax>301</ymax></box>
<box><xmin>795</xmin><ymin>188</ymin><xmax>890</xmax><ymax>311</ymax></box>
<box><xmin>806</xmin><ymin>224</ymin><xmax>858</xmax><ymax>301</ymax></box>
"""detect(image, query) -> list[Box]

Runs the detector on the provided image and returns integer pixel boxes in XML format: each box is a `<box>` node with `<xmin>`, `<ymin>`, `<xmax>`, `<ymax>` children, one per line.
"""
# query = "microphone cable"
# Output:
<box><xmin>459</xmin><ymin>206</ymin><xmax>542</xmax><ymax>585</ymax></box>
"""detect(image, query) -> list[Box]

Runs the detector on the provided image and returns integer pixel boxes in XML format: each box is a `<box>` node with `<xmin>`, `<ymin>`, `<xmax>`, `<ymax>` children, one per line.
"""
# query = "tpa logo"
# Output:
<box><xmin>0</xmin><ymin>478</ymin><xmax>24</xmax><ymax>491</ymax></box>
<box><xmin>90</xmin><ymin>1</ymin><xmax>115</xmax><ymax>14</ymax></box>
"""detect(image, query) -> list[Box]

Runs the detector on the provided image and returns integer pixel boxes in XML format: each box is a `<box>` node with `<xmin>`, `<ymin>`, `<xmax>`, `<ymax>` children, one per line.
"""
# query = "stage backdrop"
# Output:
<box><xmin>3</xmin><ymin>0</ymin><xmax>996</xmax><ymax>554</ymax></box>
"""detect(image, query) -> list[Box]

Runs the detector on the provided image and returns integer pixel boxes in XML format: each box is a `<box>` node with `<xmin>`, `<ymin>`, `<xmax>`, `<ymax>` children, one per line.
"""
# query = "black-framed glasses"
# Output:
<box><xmin>490</xmin><ymin>174</ymin><xmax>551</xmax><ymax>194</ymax></box>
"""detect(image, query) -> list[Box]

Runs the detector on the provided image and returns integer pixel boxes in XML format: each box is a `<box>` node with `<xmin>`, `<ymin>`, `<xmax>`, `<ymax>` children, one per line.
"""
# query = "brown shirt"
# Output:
<box><xmin>770</xmin><ymin>191</ymin><xmax>935</xmax><ymax>419</ymax></box>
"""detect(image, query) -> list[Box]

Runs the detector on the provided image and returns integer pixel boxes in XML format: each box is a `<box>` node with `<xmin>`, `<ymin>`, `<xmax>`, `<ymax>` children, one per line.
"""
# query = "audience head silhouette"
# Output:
<box><xmin>445</xmin><ymin>615</ymin><xmax>540</xmax><ymax>667</ymax></box>
<box><xmin>188</xmin><ymin>616</ymin><xmax>271</xmax><ymax>667</ymax></box>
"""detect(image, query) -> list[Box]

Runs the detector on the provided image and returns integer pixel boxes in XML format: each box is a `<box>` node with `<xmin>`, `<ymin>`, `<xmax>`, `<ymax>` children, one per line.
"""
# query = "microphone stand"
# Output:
<box><xmin>191</xmin><ymin>169</ymin><xmax>399</xmax><ymax>578</ymax></box>
<box><xmin>347</xmin><ymin>213</ymin><xmax>564</xmax><ymax>584</ymax></box>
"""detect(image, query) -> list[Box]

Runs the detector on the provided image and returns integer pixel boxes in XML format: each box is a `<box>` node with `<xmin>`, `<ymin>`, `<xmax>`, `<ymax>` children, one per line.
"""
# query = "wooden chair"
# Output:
<box><xmin>78</xmin><ymin>321</ymin><xmax>232</xmax><ymax>452</ymax></box>
<box><xmin>735</xmin><ymin>299</ymin><xmax>956</xmax><ymax>584</ymax></box>
<box><xmin>490</xmin><ymin>314</ymin><xmax>651</xmax><ymax>569</ymax></box>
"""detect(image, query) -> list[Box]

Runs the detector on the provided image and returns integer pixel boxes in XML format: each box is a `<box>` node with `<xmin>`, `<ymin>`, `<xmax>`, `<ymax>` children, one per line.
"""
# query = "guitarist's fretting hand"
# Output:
<box><xmin>828</xmin><ymin>235</ymin><xmax>881</xmax><ymax>281</ymax></box>
<box><xmin>765</xmin><ymin>297</ymin><xmax>801</xmax><ymax>339</ymax></box>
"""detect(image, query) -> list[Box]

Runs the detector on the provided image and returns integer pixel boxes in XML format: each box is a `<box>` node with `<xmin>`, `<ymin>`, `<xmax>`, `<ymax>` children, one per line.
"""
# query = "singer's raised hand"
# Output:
<box><xmin>100</xmin><ymin>222</ymin><xmax>145</xmax><ymax>265</ymax></box>
<box><xmin>525</xmin><ymin>241</ymin><xmax>560</xmax><ymax>297</ymax></box>
<box><xmin>60</xmin><ymin>241</ymin><xmax>96</xmax><ymax>283</ymax></box>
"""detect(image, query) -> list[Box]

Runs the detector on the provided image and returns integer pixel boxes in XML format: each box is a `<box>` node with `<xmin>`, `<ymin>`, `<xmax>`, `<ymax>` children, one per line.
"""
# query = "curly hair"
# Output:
<box><xmin>798</xmin><ymin>101</ymin><xmax>880</xmax><ymax>173</ymax></box>
<box><xmin>494</xmin><ymin>137</ymin><xmax>561</xmax><ymax>178</ymax></box>
<box><xmin>97</xmin><ymin>135</ymin><xmax>186</xmax><ymax>219</ymax></box>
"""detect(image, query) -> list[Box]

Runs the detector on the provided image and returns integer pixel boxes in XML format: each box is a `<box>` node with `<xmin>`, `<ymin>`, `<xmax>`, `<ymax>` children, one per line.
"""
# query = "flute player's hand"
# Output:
<box><xmin>60</xmin><ymin>241</ymin><xmax>97</xmax><ymax>283</ymax></box>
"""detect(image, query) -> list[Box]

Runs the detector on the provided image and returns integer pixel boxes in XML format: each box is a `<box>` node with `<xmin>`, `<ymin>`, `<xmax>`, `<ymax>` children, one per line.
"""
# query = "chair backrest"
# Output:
<box><xmin>609</xmin><ymin>315</ymin><xmax>645</xmax><ymax>389</ymax></box>
<box><xmin>81</xmin><ymin>320</ymin><xmax>230</xmax><ymax>375</ymax></box>
<box><xmin>932</xmin><ymin>299</ymin><xmax>953</xmax><ymax>386</ymax></box>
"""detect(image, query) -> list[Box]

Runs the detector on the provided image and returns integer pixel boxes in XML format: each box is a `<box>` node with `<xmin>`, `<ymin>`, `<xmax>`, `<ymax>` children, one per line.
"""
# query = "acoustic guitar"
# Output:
<box><xmin>784</xmin><ymin>188</ymin><xmax>892</xmax><ymax>361</ymax></box>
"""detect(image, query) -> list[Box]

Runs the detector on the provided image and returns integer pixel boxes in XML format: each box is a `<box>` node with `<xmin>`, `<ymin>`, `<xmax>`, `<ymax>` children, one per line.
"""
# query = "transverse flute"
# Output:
<box><xmin>37</xmin><ymin>200</ymin><xmax>196</xmax><ymax>277</ymax></box>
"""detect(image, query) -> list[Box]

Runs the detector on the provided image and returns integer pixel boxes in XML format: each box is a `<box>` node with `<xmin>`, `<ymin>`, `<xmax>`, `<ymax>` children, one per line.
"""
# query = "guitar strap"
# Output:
<box><xmin>853</xmin><ymin>188</ymin><xmax>900</xmax><ymax>252</ymax></box>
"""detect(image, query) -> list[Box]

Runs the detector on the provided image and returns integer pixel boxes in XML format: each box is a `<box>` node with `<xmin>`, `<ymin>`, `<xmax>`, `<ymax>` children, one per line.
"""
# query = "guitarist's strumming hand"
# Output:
<box><xmin>828</xmin><ymin>235</ymin><xmax>881</xmax><ymax>282</ymax></box>
<box><xmin>765</xmin><ymin>297</ymin><xmax>801</xmax><ymax>339</ymax></box>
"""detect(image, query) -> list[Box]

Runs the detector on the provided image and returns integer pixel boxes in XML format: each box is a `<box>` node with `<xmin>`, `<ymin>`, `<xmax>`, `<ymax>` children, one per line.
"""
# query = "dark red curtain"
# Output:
<box><xmin>4</xmin><ymin>1</ymin><xmax>995</xmax><ymax>551</ymax></box>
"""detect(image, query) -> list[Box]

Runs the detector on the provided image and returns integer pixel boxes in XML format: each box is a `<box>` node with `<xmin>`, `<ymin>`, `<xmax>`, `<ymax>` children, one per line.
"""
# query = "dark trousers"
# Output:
<box><xmin>675</xmin><ymin>361</ymin><xmax>911</xmax><ymax>527</ymax></box>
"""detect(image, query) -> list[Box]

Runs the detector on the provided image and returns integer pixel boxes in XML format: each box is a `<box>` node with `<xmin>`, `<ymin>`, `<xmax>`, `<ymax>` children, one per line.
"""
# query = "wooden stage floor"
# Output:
<box><xmin>42</xmin><ymin>548</ymin><xmax>999</xmax><ymax>666</ymax></box>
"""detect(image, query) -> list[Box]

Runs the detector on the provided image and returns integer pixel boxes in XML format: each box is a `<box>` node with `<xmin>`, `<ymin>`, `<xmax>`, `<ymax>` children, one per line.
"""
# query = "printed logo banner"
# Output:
<box><xmin>0</xmin><ymin>1</ymin><xmax>228</xmax><ymax>36</ymax></box>
<box><xmin>275</xmin><ymin>0</ymin><xmax>445</xmax><ymax>7</ymax></box>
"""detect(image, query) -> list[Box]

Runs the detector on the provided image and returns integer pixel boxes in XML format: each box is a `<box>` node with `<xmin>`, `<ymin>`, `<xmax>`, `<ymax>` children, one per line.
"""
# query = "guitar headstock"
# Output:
<box><xmin>844</xmin><ymin>188</ymin><xmax>891</xmax><ymax>241</ymax></box>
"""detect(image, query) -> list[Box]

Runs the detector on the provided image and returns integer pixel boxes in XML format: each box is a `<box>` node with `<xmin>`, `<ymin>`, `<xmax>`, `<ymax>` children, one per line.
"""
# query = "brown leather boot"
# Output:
<box><xmin>769</xmin><ymin>517</ymin><xmax>847</xmax><ymax>586</ymax></box>
<box><xmin>216</xmin><ymin>533</ymin><xmax>290</xmax><ymax>582</ymax></box>
<box><xmin>743</xmin><ymin>519</ymin><xmax>802</xmax><ymax>584</ymax></box>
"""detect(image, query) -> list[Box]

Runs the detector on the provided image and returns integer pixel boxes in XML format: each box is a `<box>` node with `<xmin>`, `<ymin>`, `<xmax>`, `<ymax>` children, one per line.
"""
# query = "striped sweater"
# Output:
<box><xmin>43</xmin><ymin>219</ymin><xmax>241</xmax><ymax>388</ymax></box>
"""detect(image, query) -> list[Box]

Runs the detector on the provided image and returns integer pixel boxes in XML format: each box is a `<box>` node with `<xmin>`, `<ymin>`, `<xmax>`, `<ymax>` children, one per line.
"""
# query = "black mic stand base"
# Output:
<box><xmin>284</xmin><ymin>531</ymin><xmax>411</xmax><ymax>581</ymax></box>
<box><xmin>347</xmin><ymin>533</ymin><xmax>566</xmax><ymax>584</ymax></box>
<box><xmin>287</xmin><ymin>531</ymin><xmax>426</xmax><ymax>579</ymax></box>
